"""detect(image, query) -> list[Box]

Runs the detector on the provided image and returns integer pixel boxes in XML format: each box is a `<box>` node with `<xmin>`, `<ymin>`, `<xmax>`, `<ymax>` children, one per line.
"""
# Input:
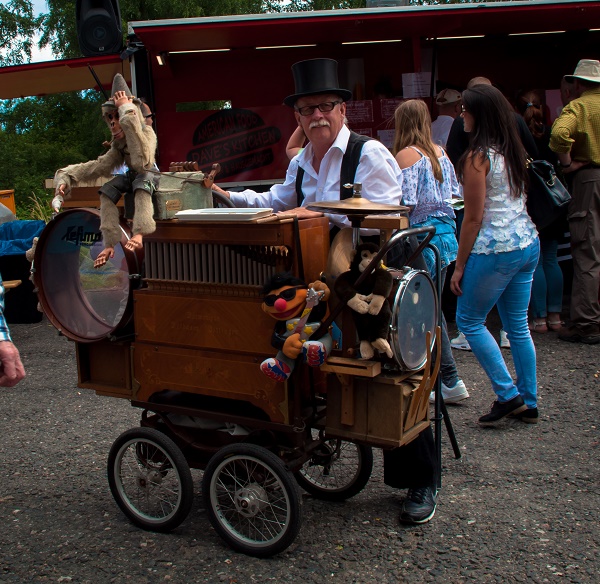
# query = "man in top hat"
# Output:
<box><xmin>54</xmin><ymin>74</ymin><xmax>159</xmax><ymax>268</ymax></box>
<box><xmin>550</xmin><ymin>59</ymin><xmax>600</xmax><ymax>344</ymax></box>
<box><xmin>214</xmin><ymin>58</ymin><xmax>440</xmax><ymax>526</ymax></box>
<box><xmin>431</xmin><ymin>88</ymin><xmax>462</xmax><ymax>147</ymax></box>
<box><xmin>212</xmin><ymin>58</ymin><xmax>402</xmax><ymax>232</ymax></box>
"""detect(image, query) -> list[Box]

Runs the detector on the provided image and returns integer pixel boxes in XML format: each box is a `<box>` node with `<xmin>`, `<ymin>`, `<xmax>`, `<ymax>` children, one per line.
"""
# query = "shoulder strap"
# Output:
<box><xmin>340</xmin><ymin>132</ymin><xmax>372</xmax><ymax>200</ymax></box>
<box><xmin>295</xmin><ymin>131</ymin><xmax>373</xmax><ymax>206</ymax></box>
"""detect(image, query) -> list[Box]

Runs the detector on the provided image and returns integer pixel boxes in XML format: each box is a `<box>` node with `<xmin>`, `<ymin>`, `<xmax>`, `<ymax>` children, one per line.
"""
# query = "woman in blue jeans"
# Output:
<box><xmin>451</xmin><ymin>84</ymin><xmax>540</xmax><ymax>426</ymax></box>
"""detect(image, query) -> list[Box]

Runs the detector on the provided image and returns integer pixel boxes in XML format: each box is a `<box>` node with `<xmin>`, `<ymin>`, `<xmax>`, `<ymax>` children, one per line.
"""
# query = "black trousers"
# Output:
<box><xmin>373</xmin><ymin>232</ymin><xmax>437</xmax><ymax>490</ymax></box>
<box><xmin>383</xmin><ymin>426</ymin><xmax>437</xmax><ymax>489</ymax></box>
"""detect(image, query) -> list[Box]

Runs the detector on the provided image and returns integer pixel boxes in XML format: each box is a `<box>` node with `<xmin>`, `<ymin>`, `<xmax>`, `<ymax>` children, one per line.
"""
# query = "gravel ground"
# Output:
<box><xmin>0</xmin><ymin>314</ymin><xmax>598</xmax><ymax>583</ymax></box>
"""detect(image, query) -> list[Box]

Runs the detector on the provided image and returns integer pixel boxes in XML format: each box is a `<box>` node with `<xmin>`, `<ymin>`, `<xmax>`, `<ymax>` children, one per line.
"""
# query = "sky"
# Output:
<box><xmin>31</xmin><ymin>0</ymin><xmax>54</xmax><ymax>62</ymax></box>
<box><xmin>0</xmin><ymin>0</ymin><xmax>54</xmax><ymax>62</ymax></box>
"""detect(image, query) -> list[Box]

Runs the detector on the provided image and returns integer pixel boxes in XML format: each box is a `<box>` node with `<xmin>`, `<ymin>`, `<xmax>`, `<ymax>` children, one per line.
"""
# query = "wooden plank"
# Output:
<box><xmin>338</xmin><ymin>374</ymin><xmax>354</xmax><ymax>426</ymax></box>
<box><xmin>321</xmin><ymin>356</ymin><xmax>381</xmax><ymax>378</ymax></box>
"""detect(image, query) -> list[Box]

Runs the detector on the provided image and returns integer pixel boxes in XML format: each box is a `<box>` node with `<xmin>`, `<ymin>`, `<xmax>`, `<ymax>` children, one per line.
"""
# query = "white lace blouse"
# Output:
<box><xmin>472</xmin><ymin>150</ymin><xmax>537</xmax><ymax>255</ymax></box>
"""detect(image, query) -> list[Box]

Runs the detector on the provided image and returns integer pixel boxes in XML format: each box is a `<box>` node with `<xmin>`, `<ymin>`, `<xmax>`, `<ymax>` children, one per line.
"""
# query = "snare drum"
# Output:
<box><xmin>389</xmin><ymin>268</ymin><xmax>438</xmax><ymax>371</ymax></box>
<box><xmin>33</xmin><ymin>209</ymin><xmax>143</xmax><ymax>342</ymax></box>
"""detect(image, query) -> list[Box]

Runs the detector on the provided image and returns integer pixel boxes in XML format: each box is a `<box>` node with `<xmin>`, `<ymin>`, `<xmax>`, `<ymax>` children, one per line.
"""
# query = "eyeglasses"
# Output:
<box><xmin>263</xmin><ymin>286</ymin><xmax>306</xmax><ymax>307</ymax></box>
<box><xmin>144</xmin><ymin>113</ymin><xmax>155</xmax><ymax>120</ymax></box>
<box><xmin>295</xmin><ymin>101</ymin><xmax>341</xmax><ymax>117</ymax></box>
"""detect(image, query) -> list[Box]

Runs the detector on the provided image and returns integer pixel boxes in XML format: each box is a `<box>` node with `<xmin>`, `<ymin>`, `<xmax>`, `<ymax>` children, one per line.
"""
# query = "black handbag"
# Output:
<box><xmin>525</xmin><ymin>159</ymin><xmax>571</xmax><ymax>230</ymax></box>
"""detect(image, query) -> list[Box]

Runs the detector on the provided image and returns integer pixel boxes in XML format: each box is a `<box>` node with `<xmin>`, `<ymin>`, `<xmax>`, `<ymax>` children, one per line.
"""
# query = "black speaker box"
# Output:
<box><xmin>76</xmin><ymin>0</ymin><xmax>123</xmax><ymax>57</ymax></box>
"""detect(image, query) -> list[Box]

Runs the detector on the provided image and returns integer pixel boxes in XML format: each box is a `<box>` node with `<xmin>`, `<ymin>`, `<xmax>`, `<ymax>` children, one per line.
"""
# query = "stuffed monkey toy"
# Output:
<box><xmin>53</xmin><ymin>74</ymin><xmax>158</xmax><ymax>268</ymax></box>
<box><xmin>260</xmin><ymin>272</ymin><xmax>332</xmax><ymax>382</ymax></box>
<box><xmin>334</xmin><ymin>242</ymin><xmax>393</xmax><ymax>359</ymax></box>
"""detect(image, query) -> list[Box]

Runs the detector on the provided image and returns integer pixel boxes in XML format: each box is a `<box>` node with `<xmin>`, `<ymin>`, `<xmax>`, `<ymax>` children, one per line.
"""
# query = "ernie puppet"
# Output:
<box><xmin>260</xmin><ymin>273</ymin><xmax>332</xmax><ymax>382</ymax></box>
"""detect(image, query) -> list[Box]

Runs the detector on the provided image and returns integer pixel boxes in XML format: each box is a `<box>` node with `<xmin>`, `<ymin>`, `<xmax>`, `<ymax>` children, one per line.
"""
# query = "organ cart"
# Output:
<box><xmin>33</xmin><ymin>184</ymin><xmax>441</xmax><ymax>557</ymax></box>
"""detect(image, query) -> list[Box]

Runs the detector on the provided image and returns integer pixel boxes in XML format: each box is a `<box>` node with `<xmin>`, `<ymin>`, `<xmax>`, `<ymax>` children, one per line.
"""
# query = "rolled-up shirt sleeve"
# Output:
<box><xmin>230</xmin><ymin>158</ymin><xmax>299</xmax><ymax>211</ymax></box>
<box><xmin>550</xmin><ymin>108</ymin><xmax>577</xmax><ymax>153</ymax></box>
<box><xmin>0</xmin><ymin>280</ymin><xmax>12</xmax><ymax>342</ymax></box>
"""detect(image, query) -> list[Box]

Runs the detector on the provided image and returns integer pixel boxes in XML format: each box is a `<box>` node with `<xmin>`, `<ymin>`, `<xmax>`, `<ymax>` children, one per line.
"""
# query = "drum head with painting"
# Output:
<box><xmin>33</xmin><ymin>209</ymin><xmax>142</xmax><ymax>342</ymax></box>
<box><xmin>390</xmin><ymin>269</ymin><xmax>437</xmax><ymax>371</ymax></box>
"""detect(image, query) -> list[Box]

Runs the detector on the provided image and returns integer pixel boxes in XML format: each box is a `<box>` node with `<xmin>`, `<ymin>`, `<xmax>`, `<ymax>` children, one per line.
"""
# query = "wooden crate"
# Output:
<box><xmin>323</xmin><ymin>329</ymin><xmax>440</xmax><ymax>448</ymax></box>
<box><xmin>0</xmin><ymin>190</ymin><xmax>16</xmax><ymax>214</ymax></box>
<box><xmin>76</xmin><ymin>340</ymin><xmax>133</xmax><ymax>399</ymax></box>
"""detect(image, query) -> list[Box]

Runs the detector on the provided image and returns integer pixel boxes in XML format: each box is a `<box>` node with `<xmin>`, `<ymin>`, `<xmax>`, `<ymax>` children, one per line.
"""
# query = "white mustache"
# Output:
<box><xmin>309</xmin><ymin>120</ymin><xmax>330</xmax><ymax>129</ymax></box>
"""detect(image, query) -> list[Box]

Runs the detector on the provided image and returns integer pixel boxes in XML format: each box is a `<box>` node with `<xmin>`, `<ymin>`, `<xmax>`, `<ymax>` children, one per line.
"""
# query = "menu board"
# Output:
<box><xmin>346</xmin><ymin>100</ymin><xmax>374</xmax><ymax>124</ymax></box>
<box><xmin>402</xmin><ymin>72</ymin><xmax>431</xmax><ymax>98</ymax></box>
<box><xmin>381</xmin><ymin>98</ymin><xmax>404</xmax><ymax>119</ymax></box>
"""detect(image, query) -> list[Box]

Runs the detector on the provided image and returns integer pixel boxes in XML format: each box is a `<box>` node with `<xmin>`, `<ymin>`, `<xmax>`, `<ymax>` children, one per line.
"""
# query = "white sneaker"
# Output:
<box><xmin>500</xmin><ymin>329</ymin><xmax>510</xmax><ymax>349</ymax></box>
<box><xmin>429</xmin><ymin>379</ymin><xmax>469</xmax><ymax>404</ymax></box>
<box><xmin>450</xmin><ymin>331</ymin><xmax>471</xmax><ymax>351</ymax></box>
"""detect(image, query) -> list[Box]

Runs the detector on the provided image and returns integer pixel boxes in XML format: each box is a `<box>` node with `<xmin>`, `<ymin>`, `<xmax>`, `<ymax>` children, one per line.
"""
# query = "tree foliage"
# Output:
<box><xmin>0</xmin><ymin>0</ymin><xmax>39</xmax><ymax>66</ymax></box>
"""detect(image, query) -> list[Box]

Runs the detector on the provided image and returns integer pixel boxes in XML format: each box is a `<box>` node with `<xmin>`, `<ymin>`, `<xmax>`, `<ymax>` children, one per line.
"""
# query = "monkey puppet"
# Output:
<box><xmin>53</xmin><ymin>74</ymin><xmax>158</xmax><ymax>269</ymax></box>
<box><xmin>260</xmin><ymin>273</ymin><xmax>332</xmax><ymax>383</ymax></box>
<box><xmin>334</xmin><ymin>242</ymin><xmax>394</xmax><ymax>360</ymax></box>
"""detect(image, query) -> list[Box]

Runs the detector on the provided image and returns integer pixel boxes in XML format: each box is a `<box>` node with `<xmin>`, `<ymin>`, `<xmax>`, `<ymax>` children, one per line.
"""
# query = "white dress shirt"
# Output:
<box><xmin>230</xmin><ymin>125</ymin><xmax>403</xmax><ymax>231</ymax></box>
<box><xmin>431</xmin><ymin>115</ymin><xmax>455</xmax><ymax>147</ymax></box>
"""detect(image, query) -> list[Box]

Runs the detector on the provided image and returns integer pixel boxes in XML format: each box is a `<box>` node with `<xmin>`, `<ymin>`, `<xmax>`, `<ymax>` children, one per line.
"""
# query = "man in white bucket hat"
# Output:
<box><xmin>550</xmin><ymin>59</ymin><xmax>600</xmax><ymax>344</ymax></box>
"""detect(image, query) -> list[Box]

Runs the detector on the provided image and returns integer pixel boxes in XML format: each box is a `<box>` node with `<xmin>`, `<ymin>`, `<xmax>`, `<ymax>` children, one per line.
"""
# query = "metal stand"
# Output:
<box><xmin>427</xmin><ymin>242</ymin><xmax>462</xmax><ymax>491</ymax></box>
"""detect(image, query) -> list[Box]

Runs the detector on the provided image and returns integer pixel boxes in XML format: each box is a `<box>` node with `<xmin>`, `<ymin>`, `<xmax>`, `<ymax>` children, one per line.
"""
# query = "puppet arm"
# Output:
<box><xmin>119</xmin><ymin>103</ymin><xmax>157</xmax><ymax>171</ymax></box>
<box><xmin>54</xmin><ymin>148</ymin><xmax>124</xmax><ymax>196</ymax></box>
<box><xmin>282</xmin><ymin>333</ymin><xmax>303</xmax><ymax>359</ymax></box>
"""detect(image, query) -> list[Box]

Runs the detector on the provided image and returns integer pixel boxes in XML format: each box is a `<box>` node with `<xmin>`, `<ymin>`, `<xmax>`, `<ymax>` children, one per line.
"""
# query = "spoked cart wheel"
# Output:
<box><xmin>295</xmin><ymin>433</ymin><xmax>373</xmax><ymax>501</ymax></box>
<box><xmin>202</xmin><ymin>443</ymin><xmax>302</xmax><ymax>557</ymax></box>
<box><xmin>107</xmin><ymin>427</ymin><xmax>194</xmax><ymax>532</ymax></box>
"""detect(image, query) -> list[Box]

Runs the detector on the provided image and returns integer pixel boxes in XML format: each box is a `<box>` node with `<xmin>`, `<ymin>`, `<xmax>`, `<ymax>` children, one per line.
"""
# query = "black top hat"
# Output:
<box><xmin>283</xmin><ymin>58</ymin><xmax>352</xmax><ymax>107</ymax></box>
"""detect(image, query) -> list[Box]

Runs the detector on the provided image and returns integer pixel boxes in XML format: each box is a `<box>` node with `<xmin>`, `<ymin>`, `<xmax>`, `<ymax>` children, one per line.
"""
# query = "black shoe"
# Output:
<box><xmin>511</xmin><ymin>407</ymin><xmax>539</xmax><ymax>424</ymax></box>
<box><xmin>478</xmin><ymin>395</ymin><xmax>527</xmax><ymax>427</ymax></box>
<box><xmin>399</xmin><ymin>486</ymin><xmax>437</xmax><ymax>525</ymax></box>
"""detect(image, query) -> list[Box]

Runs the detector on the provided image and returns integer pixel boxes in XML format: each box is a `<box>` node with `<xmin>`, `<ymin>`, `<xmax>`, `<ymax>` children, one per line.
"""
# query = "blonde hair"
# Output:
<box><xmin>392</xmin><ymin>99</ymin><xmax>443</xmax><ymax>182</ymax></box>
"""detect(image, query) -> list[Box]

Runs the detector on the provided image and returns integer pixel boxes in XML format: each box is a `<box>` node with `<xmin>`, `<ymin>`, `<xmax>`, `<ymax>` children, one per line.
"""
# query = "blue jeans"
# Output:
<box><xmin>530</xmin><ymin>235</ymin><xmax>563</xmax><ymax>318</ymax></box>
<box><xmin>456</xmin><ymin>240</ymin><xmax>540</xmax><ymax>408</ymax></box>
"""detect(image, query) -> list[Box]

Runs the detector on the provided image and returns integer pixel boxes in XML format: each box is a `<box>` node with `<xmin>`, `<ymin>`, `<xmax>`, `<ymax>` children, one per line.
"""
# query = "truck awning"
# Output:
<box><xmin>0</xmin><ymin>54</ymin><xmax>131</xmax><ymax>100</ymax></box>
<box><xmin>129</xmin><ymin>0</ymin><xmax>599</xmax><ymax>54</ymax></box>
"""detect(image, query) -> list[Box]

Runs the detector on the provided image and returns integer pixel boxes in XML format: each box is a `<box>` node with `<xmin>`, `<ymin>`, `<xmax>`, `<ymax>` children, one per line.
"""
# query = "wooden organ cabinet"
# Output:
<box><xmin>131</xmin><ymin>216</ymin><xmax>330</xmax><ymax>424</ymax></box>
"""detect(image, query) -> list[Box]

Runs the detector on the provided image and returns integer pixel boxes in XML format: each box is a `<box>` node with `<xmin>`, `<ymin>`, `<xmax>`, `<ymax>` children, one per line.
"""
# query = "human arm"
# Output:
<box><xmin>549</xmin><ymin>106</ymin><xmax>588</xmax><ymax>173</ymax></box>
<box><xmin>395</xmin><ymin>148</ymin><xmax>420</xmax><ymax>211</ymax></box>
<box><xmin>229</xmin><ymin>157</ymin><xmax>301</xmax><ymax>211</ymax></box>
<box><xmin>0</xmin><ymin>281</ymin><xmax>25</xmax><ymax>387</ymax></box>
<box><xmin>286</xmin><ymin>126</ymin><xmax>306</xmax><ymax>160</ymax></box>
<box><xmin>450</xmin><ymin>151</ymin><xmax>488</xmax><ymax>296</ymax></box>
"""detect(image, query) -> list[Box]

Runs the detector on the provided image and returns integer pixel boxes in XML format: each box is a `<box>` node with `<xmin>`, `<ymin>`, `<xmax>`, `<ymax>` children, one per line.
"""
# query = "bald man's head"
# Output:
<box><xmin>467</xmin><ymin>76</ymin><xmax>492</xmax><ymax>89</ymax></box>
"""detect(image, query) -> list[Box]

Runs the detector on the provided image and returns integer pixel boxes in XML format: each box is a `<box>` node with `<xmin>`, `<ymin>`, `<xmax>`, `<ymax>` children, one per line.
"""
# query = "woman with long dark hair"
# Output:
<box><xmin>451</xmin><ymin>84</ymin><xmax>540</xmax><ymax>425</ymax></box>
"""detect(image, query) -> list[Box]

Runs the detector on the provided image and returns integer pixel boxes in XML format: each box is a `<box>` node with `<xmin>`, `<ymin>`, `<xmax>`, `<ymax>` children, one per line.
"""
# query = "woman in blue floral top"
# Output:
<box><xmin>393</xmin><ymin>99</ymin><xmax>468</xmax><ymax>405</ymax></box>
<box><xmin>452</xmin><ymin>84</ymin><xmax>540</xmax><ymax>426</ymax></box>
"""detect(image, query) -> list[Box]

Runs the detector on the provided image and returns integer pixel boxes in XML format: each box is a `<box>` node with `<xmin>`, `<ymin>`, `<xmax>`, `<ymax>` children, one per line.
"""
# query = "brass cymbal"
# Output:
<box><xmin>306</xmin><ymin>198</ymin><xmax>407</xmax><ymax>215</ymax></box>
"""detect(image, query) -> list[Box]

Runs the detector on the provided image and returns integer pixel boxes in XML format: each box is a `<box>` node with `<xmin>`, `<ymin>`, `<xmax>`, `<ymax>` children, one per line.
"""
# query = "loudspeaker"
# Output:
<box><xmin>76</xmin><ymin>0</ymin><xmax>123</xmax><ymax>57</ymax></box>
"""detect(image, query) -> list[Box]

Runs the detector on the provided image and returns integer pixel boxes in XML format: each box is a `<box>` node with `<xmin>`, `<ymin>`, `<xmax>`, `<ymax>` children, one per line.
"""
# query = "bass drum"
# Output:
<box><xmin>33</xmin><ymin>208</ymin><xmax>143</xmax><ymax>343</ymax></box>
<box><xmin>389</xmin><ymin>268</ymin><xmax>438</xmax><ymax>371</ymax></box>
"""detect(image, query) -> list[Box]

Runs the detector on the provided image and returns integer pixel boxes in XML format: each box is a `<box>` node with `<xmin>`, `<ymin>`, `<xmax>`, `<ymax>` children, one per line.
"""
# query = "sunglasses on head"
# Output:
<box><xmin>264</xmin><ymin>286</ymin><xmax>306</xmax><ymax>307</ymax></box>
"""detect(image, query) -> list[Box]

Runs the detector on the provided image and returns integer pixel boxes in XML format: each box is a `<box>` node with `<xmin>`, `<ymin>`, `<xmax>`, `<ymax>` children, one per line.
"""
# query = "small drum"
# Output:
<box><xmin>33</xmin><ymin>209</ymin><xmax>143</xmax><ymax>343</ymax></box>
<box><xmin>389</xmin><ymin>268</ymin><xmax>438</xmax><ymax>371</ymax></box>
